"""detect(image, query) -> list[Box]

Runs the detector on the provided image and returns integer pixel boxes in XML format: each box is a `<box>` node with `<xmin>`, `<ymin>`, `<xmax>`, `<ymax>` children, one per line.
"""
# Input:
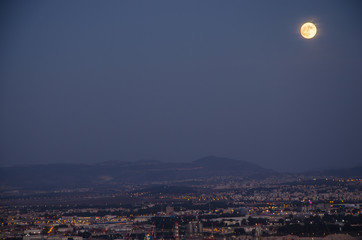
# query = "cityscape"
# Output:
<box><xmin>1</xmin><ymin>158</ymin><xmax>361</xmax><ymax>239</ymax></box>
<box><xmin>1</xmin><ymin>1</ymin><xmax>362</xmax><ymax>240</ymax></box>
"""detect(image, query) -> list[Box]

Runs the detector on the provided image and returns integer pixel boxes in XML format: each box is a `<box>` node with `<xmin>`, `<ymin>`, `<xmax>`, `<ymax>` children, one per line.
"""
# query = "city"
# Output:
<box><xmin>1</xmin><ymin>1</ymin><xmax>362</xmax><ymax>240</ymax></box>
<box><xmin>1</xmin><ymin>174</ymin><xmax>361</xmax><ymax>240</ymax></box>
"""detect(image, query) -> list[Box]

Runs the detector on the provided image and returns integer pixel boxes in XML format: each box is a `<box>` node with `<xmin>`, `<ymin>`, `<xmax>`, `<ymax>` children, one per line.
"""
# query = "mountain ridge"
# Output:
<box><xmin>0</xmin><ymin>156</ymin><xmax>272</xmax><ymax>190</ymax></box>
<box><xmin>0</xmin><ymin>156</ymin><xmax>360</xmax><ymax>191</ymax></box>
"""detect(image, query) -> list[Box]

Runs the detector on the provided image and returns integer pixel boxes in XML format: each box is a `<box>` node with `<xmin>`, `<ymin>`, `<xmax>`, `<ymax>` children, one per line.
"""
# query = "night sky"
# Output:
<box><xmin>1</xmin><ymin>1</ymin><xmax>361</xmax><ymax>172</ymax></box>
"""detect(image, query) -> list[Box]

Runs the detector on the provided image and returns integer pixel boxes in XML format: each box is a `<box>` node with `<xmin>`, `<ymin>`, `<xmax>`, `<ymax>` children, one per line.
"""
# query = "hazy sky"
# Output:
<box><xmin>1</xmin><ymin>0</ymin><xmax>361</xmax><ymax>172</ymax></box>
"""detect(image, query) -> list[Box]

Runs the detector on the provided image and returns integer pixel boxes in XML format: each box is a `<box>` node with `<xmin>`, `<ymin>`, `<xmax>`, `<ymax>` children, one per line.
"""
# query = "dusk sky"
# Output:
<box><xmin>1</xmin><ymin>1</ymin><xmax>361</xmax><ymax>172</ymax></box>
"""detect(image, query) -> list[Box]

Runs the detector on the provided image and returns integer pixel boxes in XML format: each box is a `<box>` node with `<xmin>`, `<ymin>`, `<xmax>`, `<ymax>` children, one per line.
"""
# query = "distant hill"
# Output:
<box><xmin>1</xmin><ymin>157</ymin><xmax>360</xmax><ymax>191</ymax></box>
<box><xmin>0</xmin><ymin>156</ymin><xmax>274</xmax><ymax>190</ymax></box>
<box><xmin>192</xmin><ymin>156</ymin><xmax>273</xmax><ymax>177</ymax></box>
<box><xmin>306</xmin><ymin>166</ymin><xmax>362</xmax><ymax>178</ymax></box>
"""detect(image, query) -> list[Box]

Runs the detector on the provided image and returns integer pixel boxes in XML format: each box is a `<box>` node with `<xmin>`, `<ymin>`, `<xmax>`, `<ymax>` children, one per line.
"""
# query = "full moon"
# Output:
<box><xmin>300</xmin><ymin>22</ymin><xmax>317</xmax><ymax>39</ymax></box>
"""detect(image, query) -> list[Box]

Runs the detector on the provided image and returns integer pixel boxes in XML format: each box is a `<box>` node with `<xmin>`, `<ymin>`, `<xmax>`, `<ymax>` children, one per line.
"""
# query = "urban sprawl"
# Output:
<box><xmin>1</xmin><ymin>175</ymin><xmax>361</xmax><ymax>240</ymax></box>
